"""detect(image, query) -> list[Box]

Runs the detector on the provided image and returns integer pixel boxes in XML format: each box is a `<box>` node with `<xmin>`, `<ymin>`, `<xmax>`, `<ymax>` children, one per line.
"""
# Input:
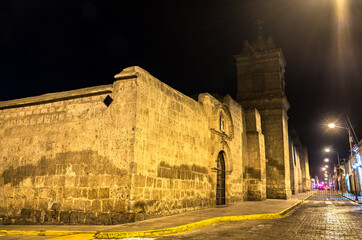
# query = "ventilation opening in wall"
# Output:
<box><xmin>103</xmin><ymin>95</ymin><xmax>113</xmax><ymax>107</ymax></box>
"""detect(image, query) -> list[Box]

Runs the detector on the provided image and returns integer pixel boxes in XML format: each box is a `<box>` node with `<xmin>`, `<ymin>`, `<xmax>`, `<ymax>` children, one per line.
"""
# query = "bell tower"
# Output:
<box><xmin>235</xmin><ymin>22</ymin><xmax>291</xmax><ymax>199</ymax></box>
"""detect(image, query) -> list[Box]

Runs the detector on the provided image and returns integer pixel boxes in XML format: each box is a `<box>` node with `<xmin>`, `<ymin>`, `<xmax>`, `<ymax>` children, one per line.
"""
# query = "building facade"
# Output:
<box><xmin>338</xmin><ymin>143</ymin><xmax>362</xmax><ymax>196</ymax></box>
<box><xmin>0</xmin><ymin>36</ymin><xmax>310</xmax><ymax>224</ymax></box>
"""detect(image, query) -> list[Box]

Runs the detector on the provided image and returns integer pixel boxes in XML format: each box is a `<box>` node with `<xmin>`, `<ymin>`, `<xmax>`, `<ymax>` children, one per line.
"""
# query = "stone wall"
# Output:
<box><xmin>0</xmin><ymin>63</ymin><xmax>311</xmax><ymax>224</ymax></box>
<box><xmin>244</xmin><ymin>108</ymin><xmax>266</xmax><ymax>200</ymax></box>
<box><xmin>0</xmin><ymin>66</ymin><xmax>247</xmax><ymax>224</ymax></box>
<box><xmin>222</xmin><ymin>95</ymin><xmax>245</xmax><ymax>203</ymax></box>
<box><xmin>289</xmin><ymin>140</ymin><xmax>299</xmax><ymax>194</ymax></box>
<box><xmin>302</xmin><ymin>146</ymin><xmax>311</xmax><ymax>191</ymax></box>
<box><xmin>260</xmin><ymin>108</ymin><xmax>291</xmax><ymax>199</ymax></box>
<box><xmin>0</xmin><ymin>85</ymin><xmax>136</xmax><ymax>224</ymax></box>
<box><xmin>289</xmin><ymin>131</ymin><xmax>310</xmax><ymax>194</ymax></box>
<box><xmin>115</xmin><ymin>67</ymin><xmax>245</xmax><ymax>219</ymax></box>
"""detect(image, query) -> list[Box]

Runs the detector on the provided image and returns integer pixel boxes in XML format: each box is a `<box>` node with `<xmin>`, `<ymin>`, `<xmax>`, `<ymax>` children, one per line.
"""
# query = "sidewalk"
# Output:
<box><xmin>0</xmin><ymin>191</ymin><xmax>314</xmax><ymax>238</ymax></box>
<box><xmin>340</xmin><ymin>192</ymin><xmax>362</xmax><ymax>203</ymax></box>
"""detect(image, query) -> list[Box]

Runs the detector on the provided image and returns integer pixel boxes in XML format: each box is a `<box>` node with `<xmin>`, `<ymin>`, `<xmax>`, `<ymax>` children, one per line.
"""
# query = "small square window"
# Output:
<box><xmin>103</xmin><ymin>95</ymin><xmax>113</xmax><ymax>107</ymax></box>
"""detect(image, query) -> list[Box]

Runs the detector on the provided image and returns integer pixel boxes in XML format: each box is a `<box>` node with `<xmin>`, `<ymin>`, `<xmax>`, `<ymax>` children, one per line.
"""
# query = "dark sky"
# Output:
<box><xmin>2</xmin><ymin>0</ymin><xmax>362</xmax><ymax>180</ymax></box>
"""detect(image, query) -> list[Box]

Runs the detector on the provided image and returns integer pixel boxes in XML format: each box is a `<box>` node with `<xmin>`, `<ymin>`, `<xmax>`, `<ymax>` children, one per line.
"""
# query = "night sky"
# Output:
<box><xmin>2</xmin><ymin>0</ymin><xmax>362</xmax><ymax>180</ymax></box>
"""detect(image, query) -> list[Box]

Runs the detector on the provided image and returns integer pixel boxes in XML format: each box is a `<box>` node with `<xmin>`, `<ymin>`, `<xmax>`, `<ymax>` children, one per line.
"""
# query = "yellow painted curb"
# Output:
<box><xmin>95</xmin><ymin>193</ymin><xmax>315</xmax><ymax>239</ymax></box>
<box><xmin>0</xmin><ymin>230</ymin><xmax>97</xmax><ymax>237</ymax></box>
<box><xmin>279</xmin><ymin>192</ymin><xmax>316</xmax><ymax>216</ymax></box>
<box><xmin>95</xmin><ymin>213</ymin><xmax>282</xmax><ymax>239</ymax></box>
<box><xmin>338</xmin><ymin>193</ymin><xmax>362</xmax><ymax>204</ymax></box>
<box><xmin>47</xmin><ymin>233</ymin><xmax>95</xmax><ymax>240</ymax></box>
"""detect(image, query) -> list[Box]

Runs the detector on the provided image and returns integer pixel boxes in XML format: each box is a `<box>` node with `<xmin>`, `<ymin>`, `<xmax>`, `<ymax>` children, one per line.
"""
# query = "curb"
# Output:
<box><xmin>47</xmin><ymin>233</ymin><xmax>96</xmax><ymax>240</ymax></box>
<box><xmin>0</xmin><ymin>193</ymin><xmax>315</xmax><ymax>239</ymax></box>
<box><xmin>0</xmin><ymin>230</ymin><xmax>97</xmax><ymax>237</ymax></box>
<box><xmin>95</xmin><ymin>213</ymin><xmax>282</xmax><ymax>239</ymax></box>
<box><xmin>338</xmin><ymin>193</ymin><xmax>362</xmax><ymax>204</ymax></box>
<box><xmin>95</xmin><ymin>193</ymin><xmax>315</xmax><ymax>239</ymax></box>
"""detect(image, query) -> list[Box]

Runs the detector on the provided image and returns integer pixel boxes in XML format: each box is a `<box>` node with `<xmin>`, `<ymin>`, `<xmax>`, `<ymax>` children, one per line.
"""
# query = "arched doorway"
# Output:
<box><xmin>216</xmin><ymin>151</ymin><xmax>226</xmax><ymax>205</ymax></box>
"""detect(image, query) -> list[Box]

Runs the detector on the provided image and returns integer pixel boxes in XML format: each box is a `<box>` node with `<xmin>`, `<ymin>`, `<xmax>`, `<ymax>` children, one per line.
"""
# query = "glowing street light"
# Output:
<box><xmin>324</xmin><ymin>147</ymin><xmax>341</xmax><ymax>192</ymax></box>
<box><xmin>324</xmin><ymin>148</ymin><xmax>340</xmax><ymax>163</ymax></box>
<box><xmin>327</xmin><ymin>118</ymin><xmax>359</xmax><ymax>147</ymax></box>
<box><xmin>322</xmin><ymin>167</ymin><xmax>326</xmax><ymax>171</ymax></box>
<box><xmin>325</xmin><ymin>165</ymin><xmax>329</xmax><ymax>168</ymax></box>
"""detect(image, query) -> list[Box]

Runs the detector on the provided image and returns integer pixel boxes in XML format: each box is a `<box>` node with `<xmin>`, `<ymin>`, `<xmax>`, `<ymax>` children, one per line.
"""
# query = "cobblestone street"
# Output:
<box><xmin>157</xmin><ymin>192</ymin><xmax>362</xmax><ymax>240</ymax></box>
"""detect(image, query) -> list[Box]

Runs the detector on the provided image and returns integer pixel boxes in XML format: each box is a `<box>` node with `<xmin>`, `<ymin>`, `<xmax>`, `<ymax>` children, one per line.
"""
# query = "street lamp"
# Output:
<box><xmin>324</xmin><ymin>158</ymin><xmax>330</xmax><ymax>162</ymax></box>
<box><xmin>327</xmin><ymin>118</ymin><xmax>360</xmax><ymax>148</ymax></box>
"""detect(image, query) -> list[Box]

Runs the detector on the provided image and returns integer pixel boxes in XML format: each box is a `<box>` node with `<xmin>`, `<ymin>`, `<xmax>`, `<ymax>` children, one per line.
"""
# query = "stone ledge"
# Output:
<box><xmin>0</xmin><ymin>85</ymin><xmax>113</xmax><ymax>110</ymax></box>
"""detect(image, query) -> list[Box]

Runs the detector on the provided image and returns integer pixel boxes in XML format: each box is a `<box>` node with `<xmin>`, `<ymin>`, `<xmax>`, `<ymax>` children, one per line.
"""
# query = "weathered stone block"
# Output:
<box><xmin>96</xmin><ymin>213</ymin><xmax>112</xmax><ymax>225</ymax></box>
<box><xmin>88</xmin><ymin>189</ymin><xmax>98</xmax><ymax>199</ymax></box>
<box><xmin>91</xmin><ymin>200</ymin><xmax>101</xmax><ymax>212</ymax></box>
<box><xmin>60</xmin><ymin>211</ymin><xmax>70</xmax><ymax>223</ymax></box>
<box><xmin>99</xmin><ymin>188</ymin><xmax>110</xmax><ymax>198</ymax></box>
<box><xmin>38</xmin><ymin>199</ymin><xmax>48</xmax><ymax>210</ymax></box>
<box><xmin>102</xmin><ymin>199</ymin><xmax>113</xmax><ymax>212</ymax></box>
<box><xmin>63</xmin><ymin>188</ymin><xmax>73</xmax><ymax>198</ymax></box>
<box><xmin>54</xmin><ymin>176</ymin><xmax>66</xmax><ymax>187</ymax></box>
<box><xmin>84</xmin><ymin>212</ymin><xmax>97</xmax><ymax>224</ymax></box>
<box><xmin>73</xmin><ymin>199</ymin><xmax>86</xmax><ymax>211</ymax></box>
<box><xmin>144</xmin><ymin>188</ymin><xmax>151</xmax><ymax>200</ymax></box>
<box><xmin>35</xmin><ymin>176</ymin><xmax>45</xmax><ymax>188</ymax></box>
<box><xmin>48</xmin><ymin>188</ymin><xmax>57</xmax><ymax>199</ymax></box>
<box><xmin>146</xmin><ymin>177</ymin><xmax>153</xmax><ymax>187</ymax></box>
<box><xmin>114</xmin><ymin>200</ymin><xmax>126</xmax><ymax>212</ymax></box>
<box><xmin>81</xmin><ymin>188</ymin><xmax>88</xmax><ymax>198</ymax></box>
<box><xmin>79</xmin><ymin>176</ymin><xmax>88</xmax><ymax>187</ymax></box>
<box><xmin>62</xmin><ymin>199</ymin><xmax>73</xmax><ymax>211</ymax></box>
<box><xmin>69</xmin><ymin>212</ymin><xmax>81</xmax><ymax>223</ymax></box>
<box><xmin>73</xmin><ymin>188</ymin><xmax>81</xmax><ymax>198</ymax></box>
<box><xmin>134</xmin><ymin>175</ymin><xmax>146</xmax><ymax>187</ymax></box>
